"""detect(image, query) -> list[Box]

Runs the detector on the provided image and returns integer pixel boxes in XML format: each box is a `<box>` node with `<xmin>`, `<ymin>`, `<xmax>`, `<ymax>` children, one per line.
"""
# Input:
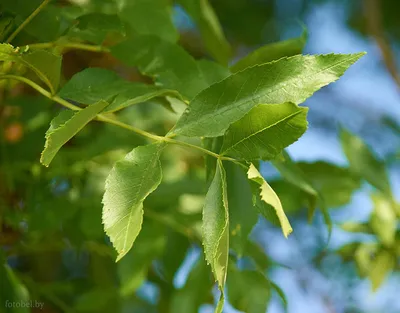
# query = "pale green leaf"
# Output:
<box><xmin>178</xmin><ymin>0</ymin><xmax>231</xmax><ymax>64</ymax></box>
<box><xmin>370</xmin><ymin>193</ymin><xmax>397</xmax><ymax>246</ymax></box>
<box><xmin>111</xmin><ymin>36</ymin><xmax>208</xmax><ymax>99</ymax></box>
<box><xmin>41</xmin><ymin>100</ymin><xmax>109</xmax><ymax>166</ymax></box>
<box><xmin>340</xmin><ymin>222</ymin><xmax>372</xmax><ymax>234</ymax></box>
<box><xmin>102</xmin><ymin>143</ymin><xmax>164</xmax><ymax>261</ymax></box>
<box><xmin>247</xmin><ymin>163</ymin><xmax>292</xmax><ymax>237</ymax></box>
<box><xmin>0</xmin><ymin>44</ymin><xmax>62</xmax><ymax>94</ymax></box>
<box><xmin>369</xmin><ymin>250</ymin><xmax>395</xmax><ymax>291</ymax></box>
<box><xmin>341</xmin><ymin>129</ymin><xmax>392</xmax><ymax>195</ymax></box>
<box><xmin>172</xmin><ymin>53</ymin><xmax>365</xmax><ymax>137</ymax></box>
<box><xmin>117</xmin><ymin>0</ymin><xmax>178</xmax><ymax>42</ymax></box>
<box><xmin>221</xmin><ymin>102</ymin><xmax>308</xmax><ymax>160</ymax></box>
<box><xmin>227</xmin><ymin>266</ymin><xmax>271</xmax><ymax>313</ymax></box>
<box><xmin>231</xmin><ymin>30</ymin><xmax>307</xmax><ymax>73</ymax></box>
<box><xmin>202</xmin><ymin>160</ymin><xmax>229</xmax><ymax>306</ymax></box>
<box><xmin>225</xmin><ymin>162</ymin><xmax>258</xmax><ymax>257</ymax></box>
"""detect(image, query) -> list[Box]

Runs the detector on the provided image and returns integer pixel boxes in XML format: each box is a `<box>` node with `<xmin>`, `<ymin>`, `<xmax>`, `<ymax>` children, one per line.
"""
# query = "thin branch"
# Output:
<box><xmin>25</xmin><ymin>41</ymin><xmax>110</xmax><ymax>53</ymax></box>
<box><xmin>6</xmin><ymin>0</ymin><xmax>51</xmax><ymax>43</ymax></box>
<box><xmin>364</xmin><ymin>0</ymin><xmax>400</xmax><ymax>90</ymax></box>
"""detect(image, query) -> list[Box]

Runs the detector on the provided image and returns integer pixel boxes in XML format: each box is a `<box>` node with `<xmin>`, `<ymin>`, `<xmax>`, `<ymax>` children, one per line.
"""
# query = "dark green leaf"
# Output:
<box><xmin>172</xmin><ymin>53</ymin><xmax>365</xmax><ymax>137</ymax></box>
<box><xmin>111</xmin><ymin>36</ymin><xmax>208</xmax><ymax>99</ymax></box>
<box><xmin>341</xmin><ymin>129</ymin><xmax>391</xmax><ymax>195</ymax></box>
<box><xmin>178</xmin><ymin>0</ymin><xmax>231</xmax><ymax>64</ymax></box>
<box><xmin>102</xmin><ymin>143</ymin><xmax>164</xmax><ymax>261</ymax></box>
<box><xmin>231</xmin><ymin>30</ymin><xmax>307</xmax><ymax>73</ymax></box>
<box><xmin>41</xmin><ymin>101</ymin><xmax>109</xmax><ymax>166</ymax></box>
<box><xmin>221</xmin><ymin>102</ymin><xmax>308</xmax><ymax>160</ymax></box>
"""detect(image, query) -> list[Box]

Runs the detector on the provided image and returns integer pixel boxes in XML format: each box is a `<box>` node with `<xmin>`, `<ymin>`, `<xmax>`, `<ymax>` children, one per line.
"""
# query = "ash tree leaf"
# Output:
<box><xmin>0</xmin><ymin>263</ymin><xmax>30</xmax><ymax>313</ymax></box>
<box><xmin>0</xmin><ymin>44</ymin><xmax>62</xmax><ymax>94</ymax></box>
<box><xmin>111</xmin><ymin>36</ymin><xmax>208</xmax><ymax>99</ymax></box>
<box><xmin>102</xmin><ymin>143</ymin><xmax>164</xmax><ymax>261</ymax></box>
<box><xmin>171</xmin><ymin>52</ymin><xmax>365</xmax><ymax>137</ymax></box>
<box><xmin>227</xmin><ymin>265</ymin><xmax>271</xmax><ymax>313</ymax></box>
<box><xmin>58</xmin><ymin>67</ymin><xmax>181</xmax><ymax>112</ymax></box>
<box><xmin>40</xmin><ymin>100</ymin><xmax>109</xmax><ymax>167</ymax></box>
<box><xmin>117</xmin><ymin>0</ymin><xmax>178</xmax><ymax>43</ymax></box>
<box><xmin>341</xmin><ymin>129</ymin><xmax>392</xmax><ymax>196</ymax></box>
<box><xmin>202</xmin><ymin>160</ymin><xmax>229</xmax><ymax>312</ymax></box>
<box><xmin>178</xmin><ymin>0</ymin><xmax>232</xmax><ymax>65</ymax></box>
<box><xmin>221</xmin><ymin>102</ymin><xmax>308</xmax><ymax>160</ymax></box>
<box><xmin>231</xmin><ymin>29</ymin><xmax>307</xmax><ymax>73</ymax></box>
<box><xmin>247</xmin><ymin>163</ymin><xmax>292</xmax><ymax>238</ymax></box>
<box><xmin>225</xmin><ymin>162</ymin><xmax>258</xmax><ymax>257</ymax></box>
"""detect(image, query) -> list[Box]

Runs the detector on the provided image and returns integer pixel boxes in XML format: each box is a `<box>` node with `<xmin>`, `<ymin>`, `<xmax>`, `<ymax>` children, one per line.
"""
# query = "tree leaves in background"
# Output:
<box><xmin>202</xmin><ymin>160</ymin><xmax>229</xmax><ymax>312</ymax></box>
<box><xmin>40</xmin><ymin>100</ymin><xmax>109</xmax><ymax>167</ymax></box>
<box><xmin>341</xmin><ymin>129</ymin><xmax>392</xmax><ymax>196</ymax></box>
<box><xmin>111</xmin><ymin>36</ymin><xmax>207</xmax><ymax>99</ymax></box>
<box><xmin>117</xmin><ymin>0</ymin><xmax>178</xmax><ymax>43</ymax></box>
<box><xmin>225</xmin><ymin>162</ymin><xmax>258</xmax><ymax>257</ymax></box>
<box><xmin>0</xmin><ymin>44</ymin><xmax>62</xmax><ymax>94</ymax></box>
<box><xmin>231</xmin><ymin>29</ymin><xmax>307</xmax><ymax>73</ymax></box>
<box><xmin>0</xmin><ymin>263</ymin><xmax>30</xmax><ymax>313</ymax></box>
<box><xmin>172</xmin><ymin>53</ymin><xmax>365</xmax><ymax>137</ymax></box>
<box><xmin>227</xmin><ymin>265</ymin><xmax>271</xmax><ymax>313</ymax></box>
<box><xmin>221</xmin><ymin>102</ymin><xmax>308</xmax><ymax>160</ymax></box>
<box><xmin>58</xmin><ymin>67</ymin><xmax>181</xmax><ymax>112</ymax></box>
<box><xmin>178</xmin><ymin>0</ymin><xmax>231</xmax><ymax>65</ymax></box>
<box><xmin>102</xmin><ymin>143</ymin><xmax>164</xmax><ymax>261</ymax></box>
<box><xmin>368</xmin><ymin>250</ymin><xmax>395</xmax><ymax>291</ymax></box>
<box><xmin>247</xmin><ymin>163</ymin><xmax>292</xmax><ymax>237</ymax></box>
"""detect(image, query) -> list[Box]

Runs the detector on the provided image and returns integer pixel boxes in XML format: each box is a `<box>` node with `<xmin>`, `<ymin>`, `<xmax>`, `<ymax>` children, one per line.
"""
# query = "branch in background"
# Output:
<box><xmin>364</xmin><ymin>0</ymin><xmax>400</xmax><ymax>90</ymax></box>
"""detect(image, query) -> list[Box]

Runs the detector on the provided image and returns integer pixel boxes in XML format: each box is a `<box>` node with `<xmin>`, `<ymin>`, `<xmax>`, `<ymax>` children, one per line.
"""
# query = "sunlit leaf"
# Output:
<box><xmin>370</xmin><ymin>193</ymin><xmax>397</xmax><ymax>246</ymax></box>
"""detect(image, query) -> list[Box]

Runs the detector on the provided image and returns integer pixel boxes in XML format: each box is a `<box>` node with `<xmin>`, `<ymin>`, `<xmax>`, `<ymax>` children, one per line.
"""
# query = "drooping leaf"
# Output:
<box><xmin>247</xmin><ymin>163</ymin><xmax>292</xmax><ymax>237</ymax></box>
<box><xmin>227</xmin><ymin>265</ymin><xmax>271</xmax><ymax>313</ymax></box>
<box><xmin>202</xmin><ymin>160</ymin><xmax>229</xmax><ymax>311</ymax></box>
<box><xmin>171</xmin><ymin>53</ymin><xmax>365</xmax><ymax>137</ymax></box>
<box><xmin>202</xmin><ymin>136</ymin><xmax>223</xmax><ymax>184</ymax></box>
<box><xmin>221</xmin><ymin>102</ymin><xmax>308</xmax><ymax>160</ymax></box>
<box><xmin>368</xmin><ymin>250</ymin><xmax>395</xmax><ymax>291</ymax></box>
<box><xmin>40</xmin><ymin>100</ymin><xmax>109</xmax><ymax>166</ymax></box>
<box><xmin>297</xmin><ymin>161</ymin><xmax>361</xmax><ymax>208</ymax></box>
<box><xmin>0</xmin><ymin>44</ymin><xmax>62</xmax><ymax>93</ymax></box>
<box><xmin>111</xmin><ymin>36</ymin><xmax>208</xmax><ymax>99</ymax></box>
<box><xmin>102</xmin><ymin>143</ymin><xmax>164</xmax><ymax>261</ymax></box>
<box><xmin>0</xmin><ymin>263</ymin><xmax>30</xmax><ymax>313</ymax></box>
<box><xmin>178</xmin><ymin>0</ymin><xmax>231</xmax><ymax>65</ymax></box>
<box><xmin>341</xmin><ymin>129</ymin><xmax>392</xmax><ymax>195</ymax></box>
<box><xmin>225</xmin><ymin>162</ymin><xmax>258</xmax><ymax>257</ymax></box>
<box><xmin>369</xmin><ymin>193</ymin><xmax>397</xmax><ymax>246</ymax></box>
<box><xmin>231</xmin><ymin>30</ymin><xmax>307</xmax><ymax>73</ymax></box>
<box><xmin>117</xmin><ymin>0</ymin><xmax>178</xmax><ymax>42</ymax></box>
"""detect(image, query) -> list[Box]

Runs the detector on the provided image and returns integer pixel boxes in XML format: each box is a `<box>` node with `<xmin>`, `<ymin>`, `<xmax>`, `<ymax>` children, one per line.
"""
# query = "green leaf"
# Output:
<box><xmin>172</xmin><ymin>53</ymin><xmax>365</xmax><ymax>137</ymax></box>
<box><xmin>202</xmin><ymin>160</ymin><xmax>229</xmax><ymax>310</ymax></box>
<box><xmin>341</xmin><ymin>129</ymin><xmax>391</xmax><ymax>195</ymax></box>
<box><xmin>247</xmin><ymin>163</ymin><xmax>292</xmax><ymax>237</ymax></box>
<box><xmin>58</xmin><ymin>68</ymin><xmax>181</xmax><ymax>111</ymax></box>
<box><xmin>369</xmin><ymin>193</ymin><xmax>397</xmax><ymax>246</ymax></box>
<box><xmin>118</xmin><ymin>0</ymin><xmax>178</xmax><ymax>42</ymax></box>
<box><xmin>67</xmin><ymin>13</ymin><xmax>125</xmax><ymax>45</ymax></box>
<box><xmin>102</xmin><ymin>143</ymin><xmax>164</xmax><ymax>261</ymax></box>
<box><xmin>40</xmin><ymin>101</ymin><xmax>109</xmax><ymax>166</ymax></box>
<box><xmin>202</xmin><ymin>136</ymin><xmax>223</xmax><ymax>184</ymax></box>
<box><xmin>197</xmin><ymin>59</ymin><xmax>231</xmax><ymax>86</ymax></box>
<box><xmin>340</xmin><ymin>222</ymin><xmax>372</xmax><ymax>234</ymax></box>
<box><xmin>227</xmin><ymin>265</ymin><xmax>271</xmax><ymax>313</ymax></box>
<box><xmin>0</xmin><ymin>263</ymin><xmax>30</xmax><ymax>313</ymax></box>
<box><xmin>368</xmin><ymin>250</ymin><xmax>395</xmax><ymax>291</ymax></box>
<box><xmin>0</xmin><ymin>44</ymin><xmax>62</xmax><ymax>94</ymax></box>
<box><xmin>231</xmin><ymin>30</ymin><xmax>307</xmax><ymax>73</ymax></box>
<box><xmin>297</xmin><ymin>161</ymin><xmax>361</xmax><ymax>208</ymax></box>
<box><xmin>111</xmin><ymin>36</ymin><xmax>208</xmax><ymax>99</ymax></box>
<box><xmin>221</xmin><ymin>102</ymin><xmax>308</xmax><ymax>160</ymax></box>
<box><xmin>0</xmin><ymin>15</ymin><xmax>15</xmax><ymax>42</ymax></box>
<box><xmin>225</xmin><ymin>162</ymin><xmax>258</xmax><ymax>257</ymax></box>
<box><xmin>178</xmin><ymin>0</ymin><xmax>231</xmax><ymax>65</ymax></box>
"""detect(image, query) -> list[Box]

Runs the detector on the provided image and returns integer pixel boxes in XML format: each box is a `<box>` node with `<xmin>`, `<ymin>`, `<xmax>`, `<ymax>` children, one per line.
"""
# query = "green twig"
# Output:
<box><xmin>25</xmin><ymin>41</ymin><xmax>110</xmax><ymax>53</ymax></box>
<box><xmin>6</xmin><ymin>0</ymin><xmax>51</xmax><ymax>43</ymax></box>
